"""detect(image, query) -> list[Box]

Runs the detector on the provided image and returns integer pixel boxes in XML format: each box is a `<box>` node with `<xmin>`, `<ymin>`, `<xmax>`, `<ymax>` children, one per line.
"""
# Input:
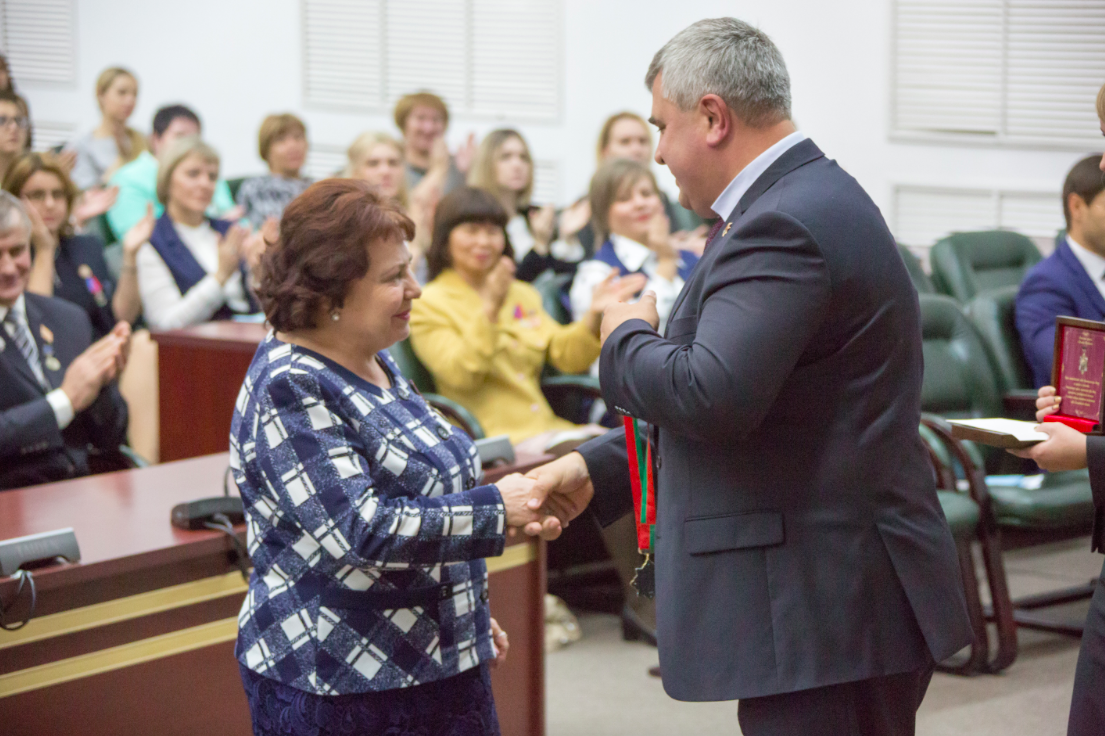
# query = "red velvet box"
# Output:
<box><xmin>1045</xmin><ymin>316</ymin><xmax>1105</xmax><ymax>435</ymax></box>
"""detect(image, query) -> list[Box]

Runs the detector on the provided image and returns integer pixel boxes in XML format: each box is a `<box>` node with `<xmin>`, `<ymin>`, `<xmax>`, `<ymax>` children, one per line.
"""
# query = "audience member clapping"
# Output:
<box><xmin>3</xmin><ymin>153</ymin><xmax>143</xmax><ymax>338</ymax></box>
<box><xmin>67</xmin><ymin>68</ymin><xmax>146</xmax><ymax>190</ymax></box>
<box><xmin>106</xmin><ymin>104</ymin><xmax>237</xmax><ymax>240</ymax></box>
<box><xmin>410</xmin><ymin>187</ymin><xmax>637</xmax><ymax>453</ymax></box>
<box><xmin>235</xmin><ymin>113</ymin><xmax>312</xmax><ymax>228</ymax></box>
<box><xmin>0</xmin><ymin>192</ymin><xmax>130</xmax><ymax>490</ymax></box>
<box><xmin>347</xmin><ymin>131</ymin><xmax>440</xmax><ymax>280</ymax></box>
<box><xmin>569</xmin><ymin>159</ymin><xmax>698</xmax><ymax>336</ymax></box>
<box><xmin>137</xmin><ymin>136</ymin><xmax>259</xmax><ymax>330</ymax></box>
<box><xmin>394</xmin><ymin>91</ymin><xmax>474</xmax><ymax>196</ymax></box>
<box><xmin>468</xmin><ymin>129</ymin><xmax>589</xmax><ymax>282</ymax></box>
<box><xmin>0</xmin><ymin>90</ymin><xmax>31</xmax><ymax>183</ymax></box>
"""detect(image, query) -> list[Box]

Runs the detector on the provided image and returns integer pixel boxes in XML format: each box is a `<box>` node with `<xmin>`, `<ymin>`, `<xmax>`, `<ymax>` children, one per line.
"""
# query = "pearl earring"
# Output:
<box><xmin>330</xmin><ymin>311</ymin><xmax>340</xmax><ymax>322</ymax></box>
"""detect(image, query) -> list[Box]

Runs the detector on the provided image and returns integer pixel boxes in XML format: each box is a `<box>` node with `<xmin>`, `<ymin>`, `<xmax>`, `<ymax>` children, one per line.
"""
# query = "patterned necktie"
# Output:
<box><xmin>3</xmin><ymin>309</ymin><xmax>48</xmax><ymax>389</ymax></box>
<box><xmin>704</xmin><ymin>219</ymin><xmax>725</xmax><ymax>251</ymax></box>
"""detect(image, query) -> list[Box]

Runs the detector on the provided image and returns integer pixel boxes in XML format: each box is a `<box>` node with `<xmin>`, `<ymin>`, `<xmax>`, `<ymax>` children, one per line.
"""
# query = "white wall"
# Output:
<box><xmin>21</xmin><ymin>0</ymin><xmax>1099</xmax><ymax>245</ymax></box>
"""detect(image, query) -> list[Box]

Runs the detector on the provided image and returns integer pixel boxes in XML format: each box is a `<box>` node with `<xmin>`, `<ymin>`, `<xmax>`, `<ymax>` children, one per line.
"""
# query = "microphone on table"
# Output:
<box><xmin>171</xmin><ymin>466</ymin><xmax>249</xmax><ymax>580</ymax></box>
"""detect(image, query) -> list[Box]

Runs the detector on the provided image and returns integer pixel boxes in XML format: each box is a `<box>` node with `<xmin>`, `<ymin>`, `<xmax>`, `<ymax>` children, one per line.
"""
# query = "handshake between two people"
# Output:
<box><xmin>493</xmin><ymin>452</ymin><xmax>595</xmax><ymax>540</ymax></box>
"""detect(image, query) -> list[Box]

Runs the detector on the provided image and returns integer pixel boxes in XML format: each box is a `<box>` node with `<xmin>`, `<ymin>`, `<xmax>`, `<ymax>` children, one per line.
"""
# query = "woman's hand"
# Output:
<box><xmin>122</xmin><ymin>203</ymin><xmax>155</xmax><ymax>261</ymax></box>
<box><xmin>480</xmin><ymin>256</ymin><xmax>515</xmax><ymax>322</ymax></box>
<box><xmin>489</xmin><ymin>617</ymin><xmax>509</xmax><ymax>668</ymax></box>
<box><xmin>528</xmin><ymin>205</ymin><xmax>556</xmax><ymax>253</ymax></box>
<box><xmin>242</xmin><ymin>218</ymin><xmax>278</xmax><ymax>272</ymax></box>
<box><xmin>671</xmin><ymin>224</ymin><xmax>709</xmax><ymax>257</ymax></box>
<box><xmin>72</xmin><ymin>186</ymin><xmax>119</xmax><ymax>230</ymax></box>
<box><xmin>429</xmin><ymin>135</ymin><xmax>451</xmax><ymax>175</ymax></box>
<box><xmin>584</xmin><ymin>270</ymin><xmax>649</xmax><ymax>336</ymax></box>
<box><xmin>557</xmin><ymin>199</ymin><xmax>591</xmax><ymax>241</ymax></box>
<box><xmin>1036</xmin><ymin>385</ymin><xmax>1061</xmax><ymax>422</ymax></box>
<box><xmin>496</xmin><ymin>472</ymin><xmax>543</xmax><ymax>529</ymax></box>
<box><xmin>647</xmin><ymin>211</ymin><xmax>675</xmax><ymax>259</ymax></box>
<box><xmin>215</xmin><ymin>225</ymin><xmax>248</xmax><ymax>284</ymax></box>
<box><xmin>454</xmin><ymin>133</ymin><xmax>478</xmax><ymax>175</ymax></box>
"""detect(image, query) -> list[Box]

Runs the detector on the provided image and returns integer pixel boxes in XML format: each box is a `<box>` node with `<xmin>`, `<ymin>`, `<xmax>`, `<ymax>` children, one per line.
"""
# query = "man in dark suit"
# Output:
<box><xmin>520</xmin><ymin>18</ymin><xmax>973</xmax><ymax>735</ymax></box>
<box><xmin>1016</xmin><ymin>154</ymin><xmax>1105</xmax><ymax>387</ymax></box>
<box><xmin>0</xmin><ymin>191</ymin><xmax>130</xmax><ymax>491</ymax></box>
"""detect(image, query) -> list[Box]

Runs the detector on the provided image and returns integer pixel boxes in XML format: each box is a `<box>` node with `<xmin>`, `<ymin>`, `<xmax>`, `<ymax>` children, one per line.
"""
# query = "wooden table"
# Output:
<box><xmin>0</xmin><ymin>454</ymin><xmax>547</xmax><ymax>736</ymax></box>
<box><xmin>152</xmin><ymin>322</ymin><xmax>268</xmax><ymax>462</ymax></box>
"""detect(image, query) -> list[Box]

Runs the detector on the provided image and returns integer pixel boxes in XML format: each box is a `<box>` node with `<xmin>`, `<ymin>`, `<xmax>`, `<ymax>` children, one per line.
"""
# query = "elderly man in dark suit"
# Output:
<box><xmin>520</xmin><ymin>18</ymin><xmax>973</xmax><ymax>736</ymax></box>
<box><xmin>0</xmin><ymin>191</ymin><xmax>130</xmax><ymax>490</ymax></box>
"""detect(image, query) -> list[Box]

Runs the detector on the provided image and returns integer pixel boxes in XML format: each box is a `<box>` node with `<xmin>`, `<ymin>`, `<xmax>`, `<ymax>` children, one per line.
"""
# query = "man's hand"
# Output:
<box><xmin>600</xmin><ymin>291</ymin><xmax>659</xmax><ymax>346</ymax></box>
<box><xmin>521</xmin><ymin>452</ymin><xmax>595</xmax><ymax>540</ymax></box>
<box><xmin>1009</xmin><ymin>421</ymin><xmax>1088</xmax><ymax>471</ymax></box>
<box><xmin>60</xmin><ymin>324</ymin><xmax>130</xmax><ymax>412</ymax></box>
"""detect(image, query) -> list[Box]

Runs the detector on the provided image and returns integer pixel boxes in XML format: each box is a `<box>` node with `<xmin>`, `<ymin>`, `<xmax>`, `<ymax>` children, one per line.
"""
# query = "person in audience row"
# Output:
<box><xmin>68</xmin><ymin>68</ymin><xmax>146</xmax><ymax>190</ymax></box>
<box><xmin>0</xmin><ymin>90</ymin><xmax>31</xmax><ymax>184</ymax></box>
<box><xmin>570</xmin><ymin>158</ymin><xmax>699</xmax><ymax>337</ymax></box>
<box><xmin>0</xmin><ymin>192</ymin><xmax>130</xmax><ymax>491</ymax></box>
<box><xmin>233</xmin><ymin>178</ymin><xmax>538</xmax><ymax>733</ymax></box>
<box><xmin>0</xmin><ymin>54</ymin><xmax>13</xmax><ymax>94</ymax></box>
<box><xmin>235</xmin><ymin>113</ymin><xmax>312</xmax><ymax>228</ymax></box>
<box><xmin>107</xmin><ymin>104</ymin><xmax>236</xmax><ymax>240</ymax></box>
<box><xmin>394</xmin><ymin>91</ymin><xmax>473</xmax><ymax>196</ymax></box>
<box><xmin>138</xmin><ymin>136</ymin><xmax>258</xmax><ymax>330</ymax></box>
<box><xmin>3</xmin><ymin>153</ymin><xmax>144</xmax><ymax>339</ymax></box>
<box><xmin>346</xmin><ymin>131</ymin><xmax>439</xmax><ymax>281</ymax></box>
<box><xmin>410</xmin><ymin>186</ymin><xmax>632</xmax><ymax>452</ymax></box>
<box><xmin>468</xmin><ymin>129</ymin><xmax>589</xmax><ymax>282</ymax></box>
<box><xmin>1016</xmin><ymin>153</ymin><xmax>1105</xmax><ymax>387</ymax></box>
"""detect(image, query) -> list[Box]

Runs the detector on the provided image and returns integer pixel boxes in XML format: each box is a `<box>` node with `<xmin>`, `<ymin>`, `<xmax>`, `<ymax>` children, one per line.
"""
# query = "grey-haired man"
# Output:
<box><xmin>523</xmin><ymin>18</ymin><xmax>973</xmax><ymax>735</ymax></box>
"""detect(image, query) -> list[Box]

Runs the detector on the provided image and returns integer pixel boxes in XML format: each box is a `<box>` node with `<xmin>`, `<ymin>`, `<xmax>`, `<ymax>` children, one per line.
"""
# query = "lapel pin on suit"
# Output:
<box><xmin>39</xmin><ymin>325</ymin><xmax>60</xmax><ymax>372</ymax></box>
<box><xmin>722</xmin><ymin>222</ymin><xmax>732</xmax><ymax>238</ymax></box>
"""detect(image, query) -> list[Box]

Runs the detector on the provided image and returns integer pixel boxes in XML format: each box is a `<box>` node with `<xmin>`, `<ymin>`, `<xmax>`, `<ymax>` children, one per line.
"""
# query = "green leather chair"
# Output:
<box><xmin>532</xmin><ymin>270</ymin><xmax>573</xmax><ymax>325</ymax></box>
<box><xmin>226</xmin><ymin>177</ymin><xmax>247</xmax><ymax>203</ymax></box>
<box><xmin>387</xmin><ymin>339</ymin><xmax>486</xmax><ymax>438</ymax></box>
<box><xmin>920</xmin><ymin>417</ymin><xmax>1016</xmax><ymax>674</ymax></box>
<box><xmin>919</xmin><ymin>293</ymin><xmax>1095</xmax><ymax>637</ymax></box>
<box><xmin>929</xmin><ymin>230</ymin><xmax>1042</xmax><ymax>302</ymax></box>
<box><xmin>898</xmin><ymin>244</ymin><xmax>935</xmax><ymax>294</ymax></box>
<box><xmin>964</xmin><ymin>285</ymin><xmax>1038</xmax><ymax>420</ymax></box>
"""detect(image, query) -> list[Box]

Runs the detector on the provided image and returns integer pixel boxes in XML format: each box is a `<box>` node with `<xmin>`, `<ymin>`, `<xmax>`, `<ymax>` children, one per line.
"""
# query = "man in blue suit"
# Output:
<box><xmin>1016</xmin><ymin>154</ymin><xmax>1105</xmax><ymax>387</ymax></box>
<box><xmin>0</xmin><ymin>192</ymin><xmax>130</xmax><ymax>490</ymax></box>
<box><xmin>520</xmin><ymin>18</ymin><xmax>972</xmax><ymax>736</ymax></box>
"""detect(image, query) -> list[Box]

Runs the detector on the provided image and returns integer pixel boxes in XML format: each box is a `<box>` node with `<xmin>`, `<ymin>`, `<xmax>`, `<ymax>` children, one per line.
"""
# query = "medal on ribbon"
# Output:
<box><xmin>620</xmin><ymin>412</ymin><xmax>657</xmax><ymax>598</ymax></box>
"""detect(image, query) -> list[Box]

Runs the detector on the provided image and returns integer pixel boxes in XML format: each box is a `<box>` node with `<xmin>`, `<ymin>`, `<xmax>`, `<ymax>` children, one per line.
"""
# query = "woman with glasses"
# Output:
<box><xmin>0</xmin><ymin>89</ymin><xmax>30</xmax><ymax>183</ymax></box>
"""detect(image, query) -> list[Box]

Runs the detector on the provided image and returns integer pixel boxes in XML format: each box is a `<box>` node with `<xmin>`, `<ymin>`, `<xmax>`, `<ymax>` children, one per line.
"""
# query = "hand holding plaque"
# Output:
<box><xmin>1046</xmin><ymin>317</ymin><xmax>1105</xmax><ymax>435</ymax></box>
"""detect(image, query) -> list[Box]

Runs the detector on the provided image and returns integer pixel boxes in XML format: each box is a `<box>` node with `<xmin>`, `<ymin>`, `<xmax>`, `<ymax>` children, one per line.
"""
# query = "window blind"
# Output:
<box><xmin>0</xmin><ymin>0</ymin><xmax>76</xmax><ymax>85</ymax></box>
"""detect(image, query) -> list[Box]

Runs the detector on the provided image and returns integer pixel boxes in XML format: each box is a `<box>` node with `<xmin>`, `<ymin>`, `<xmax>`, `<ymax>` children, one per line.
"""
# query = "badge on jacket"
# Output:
<box><xmin>39</xmin><ymin>324</ymin><xmax>53</xmax><ymax>344</ymax></box>
<box><xmin>79</xmin><ymin>264</ymin><xmax>108</xmax><ymax>307</ymax></box>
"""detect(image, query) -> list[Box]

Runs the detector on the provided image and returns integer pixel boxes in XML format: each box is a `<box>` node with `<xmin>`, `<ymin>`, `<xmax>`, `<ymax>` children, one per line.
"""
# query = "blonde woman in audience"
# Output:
<box><xmin>236</xmin><ymin>113</ymin><xmax>312</xmax><ymax>228</ymax></box>
<box><xmin>569</xmin><ymin>159</ymin><xmax>699</xmax><ymax>336</ymax></box>
<box><xmin>0</xmin><ymin>90</ymin><xmax>30</xmax><ymax>183</ymax></box>
<box><xmin>68</xmin><ymin>68</ymin><xmax>146</xmax><ymax>189</ymax></box>
<box><xmin>136</xmin><ymin>136</ymin><xmax>260</xmax><ymax>331</ymax></box>
<box><xmin>467</xmin><ymin>129</ymin><xmax>590</xmax><ymax>282</ymax></box>
<box><xmin>410</xmin><ymin>186</ymin><xmax>641</xmax><ymax>453</ymax></box>
<box><xmin>346</xmin><ymin>131</ymin><xmax>439</xmax><ymax>280</ymax></box>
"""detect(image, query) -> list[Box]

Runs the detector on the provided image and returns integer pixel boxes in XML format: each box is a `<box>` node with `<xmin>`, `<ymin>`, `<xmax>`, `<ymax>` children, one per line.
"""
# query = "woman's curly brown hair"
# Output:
<box><xmin>255</xmin><ymin>179</ymin><xmax>414</xmax><ymax>332</ymax></box>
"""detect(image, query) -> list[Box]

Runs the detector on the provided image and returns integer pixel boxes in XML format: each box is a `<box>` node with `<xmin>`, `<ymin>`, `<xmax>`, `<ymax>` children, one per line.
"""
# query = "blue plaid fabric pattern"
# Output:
<box><xmin>230</xmin><ymin>333</ymin><xmax>507</xmax><ymax>695</ymax></box>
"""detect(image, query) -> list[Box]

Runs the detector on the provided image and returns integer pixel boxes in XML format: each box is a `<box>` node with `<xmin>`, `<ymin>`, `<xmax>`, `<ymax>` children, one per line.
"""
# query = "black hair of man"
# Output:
<box><xmin>1063</xmin><ymin>154</ymin><xmax>1105</xmax><ymax>229</ymax></box>
<box><xmin>151</xmin><ymin>104</ymin><xmax>201</xmax><ymax>138</ymax></box>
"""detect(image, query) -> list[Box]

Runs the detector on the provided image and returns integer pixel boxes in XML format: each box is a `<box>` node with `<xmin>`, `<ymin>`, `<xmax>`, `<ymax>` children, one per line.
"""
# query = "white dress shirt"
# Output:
<box><xmin>1065</xmin><ymin>235</ymin><xmax>1105</xmax><ymax>305</ymax></box>
<box><xmin>569</xmin><ymin>234</ymin><xmax>687</xmax><ymax>336</ymax></box>
<box><xmin>711</xmin><ymin>131</ymin><xmax>807</xmax><ymax>221</ymax></box>
<box><xmin>137</xmin><ymin>220</ymin><xmax>251</xmax><ymax>331</ymax></box>
<box><xmin>0</xmin><ymin>294</ymin><xmax>75</xmax><ymax>430</ymax></box>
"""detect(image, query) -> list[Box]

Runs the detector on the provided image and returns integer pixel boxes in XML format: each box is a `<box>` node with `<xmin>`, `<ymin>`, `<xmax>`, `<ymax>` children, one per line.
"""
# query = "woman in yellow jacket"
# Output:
<box><xmin>410</xmin><ymin>186</ymin><xmax>644</xmax><ymax>453</ymax></box>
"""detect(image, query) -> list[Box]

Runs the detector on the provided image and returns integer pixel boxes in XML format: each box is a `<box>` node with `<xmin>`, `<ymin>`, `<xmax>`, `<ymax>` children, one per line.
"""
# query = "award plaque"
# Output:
<box><xmin>1046</xmin><ymin>316</ymin><xmax>1105</xmax><ymax>435</ymax></box>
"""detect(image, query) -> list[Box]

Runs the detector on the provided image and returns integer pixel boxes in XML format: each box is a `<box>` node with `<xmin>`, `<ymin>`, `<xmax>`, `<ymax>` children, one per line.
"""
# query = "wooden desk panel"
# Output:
<box><xmin>0</xmin><ymin>453</ymin><xmax>547</xmax><ymax>736</ymax></box>
<box><xmin>152</xmin><ymin>322</ymin><xmax>267</xmax><ymax>463</ymax></box>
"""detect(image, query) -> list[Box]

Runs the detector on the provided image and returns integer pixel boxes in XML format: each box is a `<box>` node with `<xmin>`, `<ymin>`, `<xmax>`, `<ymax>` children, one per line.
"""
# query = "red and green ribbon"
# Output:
<box><xmin>622</xmin><ymin>416</ymin><xmax>656</xmax><ymax>554</ymax></box>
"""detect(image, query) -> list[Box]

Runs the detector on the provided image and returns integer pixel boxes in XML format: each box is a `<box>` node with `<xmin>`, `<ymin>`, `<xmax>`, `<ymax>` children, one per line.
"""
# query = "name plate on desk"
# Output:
<box><xmin>0</xmin><ymin>528</ymin><xmax>80</xmax><ymax>576</ymax></box>
<box><xmin>1048</xmin><ymin>317</ymin><xmax>1105</xmax><ymax>434</ymax></box>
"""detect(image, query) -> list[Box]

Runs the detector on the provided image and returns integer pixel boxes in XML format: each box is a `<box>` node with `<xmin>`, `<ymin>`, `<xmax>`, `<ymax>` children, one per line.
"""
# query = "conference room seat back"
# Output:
<box><xmin>965</xmin><ymin>285</ymin><xmax>1034</xmax><ymax>394</ymax></box>
<box><xmin>898</xmin><ymin>243</ymin><xmax>935</xmax><ymax>294</ymax></box>
<box><xmin>930</xmin><ymin>231</ymin><xmax>1042</xmax><ymax>302</ymax></box>
<box><xmin>919</xmin><ymin>294</ymin><xmax>1003</xmax><ymax>419</ymax></box>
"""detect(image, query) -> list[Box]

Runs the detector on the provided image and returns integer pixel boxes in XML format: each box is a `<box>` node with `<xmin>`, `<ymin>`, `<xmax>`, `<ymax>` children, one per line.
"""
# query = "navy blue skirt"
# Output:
<box><xmin>239</xmin><ymin>662</ymin><xmax>501</xmax><ymax>736</ymax></box>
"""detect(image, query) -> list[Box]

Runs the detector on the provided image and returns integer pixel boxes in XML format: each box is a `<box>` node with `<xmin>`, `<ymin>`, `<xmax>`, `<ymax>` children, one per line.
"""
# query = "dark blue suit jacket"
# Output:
<box><xmin>0</xmin><ymin>293</ymin><xmax>128</xmax><ymax>490</ymax></box>
<box><xmin>1015</xmin><ymin>235</ymin><xmax>1105</xmax><ymax>388</ymax></box>
<box><xmin>577</xmin><ymin>139</ymin><xmax>972</xmax><ymax>701</ymax></box>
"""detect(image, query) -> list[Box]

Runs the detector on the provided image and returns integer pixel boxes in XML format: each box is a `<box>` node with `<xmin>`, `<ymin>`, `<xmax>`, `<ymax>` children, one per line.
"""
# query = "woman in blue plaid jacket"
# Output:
<box><xmin>230</xmin><ymin>179</ymin><xmax>544</xmax><ymax>736</ymax></box>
